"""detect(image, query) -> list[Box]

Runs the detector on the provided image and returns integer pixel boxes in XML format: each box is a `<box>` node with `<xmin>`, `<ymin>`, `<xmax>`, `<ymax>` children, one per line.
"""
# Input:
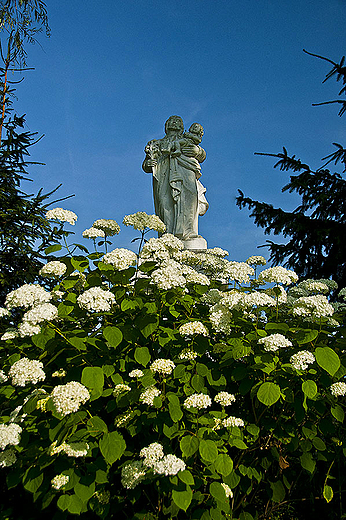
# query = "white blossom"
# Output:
<box><xmin>95</xmin><ymin>490</ymin><xmax>111</xmax><ymax>504</ymax></box>
<box><xmin>221</xmin><ymin>482</ymin><xmax>233</xmax><ymax>498</ymax></box>
<box><xmin>18</xmin><ymin>322</ymin><xmax>41</xmax><ymax>337</ymax></box>
<box><xmin>258</xmin><ymin>334</ymin><xmax>292</xmax><ymax>352</ymax></box>
<box><xmin>140</xmin><ymin>442</ymin><xmax>164</xmax><ymax>467</ymax></box>
<box><xmin>214</xmin><ymin>392</ymin><xmax>236</xmax><ymax>406</ymax></box>
<box><xmin>259</xmin><ymin>266</ymin><xmax>298</xmax><ymax>286</ymax></box>
<box><xmin>139</xmin><ymin>386</ymin><xmax>161</xmax><ymax>406</ymax></box>
<box><xmin>158</xmin><ymin>233</ymin><xmax>184</xmax><ymax>251</ymax></box>
<box><xmin>77</xmin><ymin>287</ymin><xmax>115</xmax><ymax>312</ymax></box>
<box><xmin>153</xmin><ymin>454</ymin><xmax>186</xmax><ymax>476</ymax></box>
<box><xmin>184</xmin><ymin>393</ymin><xmax>212</xmax><ymax>410</ymax></box>
<box><xmin>52</xmin><ymin>369</ymin><xmax>66</xmax><ymax>378</ymax></box>
<box><xmin>51</xmin><ymin>381</ymin><xmax>90</xmax><ymax>416</ymax></box>
<box><xmin>0</xmin><ymin>307</ymin><xmax>10</xmax><ymax>318</ymax></box>
<box><xmin>5</xmin><ymin>284</ymin><xmax>51</xmax><ymax>310</ymax></box>
<box><xmin>46</xmin><ymin>207</ymin><xmax>77</xmax><ymax>225</ymax></box>
<box><xmin>1</xmin><ymin>330</ymin><xmax>18</xmax><ymax>341</ymax></box>
<box><xmin>209</xmin><ymin>306</ymin><xmax>232</xmax><ymax>334</ymax></box>
<box><xmin>179</xmin><ymin>348</ymin><xmax>198</xmax><ymax>361</ymax></box>
<box><xmin>123</xmin><ymin>212</ymin><xmax>166</xmax><ymax>233</ymax></box>
<box><xmin>114</xmin><ymin>411</ymin><xmax>133</xmax><ymax>427</ymax></box>
<box><xmin>223</xmin><ymin>416</ymin><xmax>245</xmax><ymax>428</ymax></box>
<box><xmin>9</xmin><ymin>358</ymin><xmax>45</xmax><ymax>387</ymax></box>
<box><xmin>92</xmin><ymin>219</ymin><xmax>120</xmax><ymax>236</ymax></box>
<box><xmin>140</xmin><ymin>238</ymin><xmax>170</xmax><ymax>263</ymax></box>
<box><xmin>102</xmin><ymin>248</ymin><xmax>137</xmax><ymax>270</ymax></box>
<box><xmin>22</xmin><ymin>302</ymin><xmax>58</xmax><ymax>325</ymax></box>
<box><xmin>150</xmin><ymin>262</ymin><xmax>186</xmax><ymax>290</ymax></box>
<box><xmin>290</xmin><ymin>351</ymin><xmax>315</xmax><ymax>371</ymax></box>
<box><xmin>201</xmin><ymin>289</ymin><xmax>224</xmax><ymax>306</ymax></box>
<box><xmin>292</xmin><ymin>295</ymin><xmax>334</xmax><ymax>319</ymax></box>
<box><xmin>0</xmin><ymin>370</ymin><xmax>8</xmax><ymax>383</ymax></box>
<box><xmin>265</xmin><ymin>285</ymin><xmax>287</xmax><ymax>304</ymax></box>
<box><xmin>330</xmin><ymin>382</ymin><xmax>346</xmax><ymax>397</ymax></box>
<box><xmin>179</xmin><ymin>321</ymin><xmax>209</xmax><ymax>337</ymax></box>
<box><xmin>121</xmin><ymin>460</ymin><xmax>146</xmax><ymax>489</ymax></box>
<box><xmin>225</xmin><ymin>261</ymin><xmax>254</xmax><ymax>284</ymax></box>
<box><xmin>129</xmin><ymin>369</ymin><xmax>144</xmax><ymax>378</ymax></box>
<box><xmin>207</xmin><ymin>247</ymin><xmax>229</xmax><ymax>257</ymax></box>
<box><xmin>51</xmin><ymin>474</ymin><xmax>69</xmax><ymax>490</ymax></box>
<box><xmin>150</xmin><ymin>359</ymin><xmax>176</xmax><ymax>375</ymax></box>
<box><xmin>82</xmin><ymin>227</ymin><xmax>106</xmax><ymax>239</ymax></box>
<box><xmin>0</xmin><ymin>423</ymin><xmax>22</xmax><ymax>450</ymax></box>
<box><xmin>39</xmin><ymin>261</ymin><xmax>67</xmax><ymax>278</ymax></box>
<box><xmin>49</xmin><ymin>440</ymin><xmax>89</xmax><ymax>457</ymax></box>
<box><xmin>113</xmin><ymin>384</ymin><xmax>131</xmax><ymax>397</ymax></box>
<box><xmin>246</xmin><ymin>255</ymin><xmax>266</xmax><ymax>266</ymax></box>
<box><xmin>0</xmin><ymin>448</ymin><xmax>17</xmax><ymax>467</ymax></box>
<box><xmin>243</xmin><ymin>292</ymin><xmax>276</xmax><ymax>308</ymax></box>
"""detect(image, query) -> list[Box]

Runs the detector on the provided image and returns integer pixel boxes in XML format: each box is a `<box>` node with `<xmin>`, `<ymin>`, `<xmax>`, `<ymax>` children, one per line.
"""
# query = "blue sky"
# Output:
<box><xmin>10</xmin><ymin>0</ymin><xmax>346</xmax><ymax>261</ymax></box>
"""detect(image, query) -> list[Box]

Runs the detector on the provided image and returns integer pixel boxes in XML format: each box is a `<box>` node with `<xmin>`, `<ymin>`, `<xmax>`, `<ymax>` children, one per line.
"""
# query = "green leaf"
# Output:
<box><xmin>172</xmin><ymin>486</ymin><xmax>193</xmax><ymax>511</ymax></box>
<box><xmin>71</xmin><ymin>256</ymin><xmax>89</xmax><ymax>272</ymax></box>
<box><xmin>231</xmin><ymin>438</ymin><xmax>248</xmax><ymax>449</ymax></box>
<box><xmin>23</xmin><ymin>468</ymin><xmax>43</xmax><ymax>493</ymax></box>
<box><xmin>199</xmin><ymin>439</ymin><xmax>218</xmax><ymax>462</ymax></box>
<box><xmin>295</xmin><ymin>329</ymin><xmax>319</xmax><ymax>344</ymax></box>
<box><xmin>210</xmin><ymin>482</ymin><xmax>228</xmax><ymax>503</ymax></box>
<box><xmin>265</xmin><ymin>322</ymin><xmax>289</xmax><ymax>333</ymax></box>
<box><xmin>246</xmin><ymin>424</ymin><xmax>260</xmax><ymax>436</ymax></box>
<box><xmin>214</xmin><ymin>454</ymin><xmax>233</xmax><ymax>476</ymax></box>
<box><xmin>45</xmin><ymin>244</ymin><xmax>62</xmax><ymax>254</ymax></box>
<box><xmin>300</xmin><ymin>452</ymin><xmax>316</xmax><ymax>473</ymax></box>
<box><xmin>137</xmin><ymin>314</ymin><xmax>159</xmax><ymax>338</ymax></box>
<box><xmin>331</xmin><ymin>404</ymin><xmax>344</xmax><ymax>423</ymax></box>
<box><xmin>167</xmin><ymin>393</ymin><xmax>183</xmax><ymax>422</ymax></box>
<box><xmin>315</xmin><ymin>347</ymin><xmax>340</xmax><ymax>376</ymax></box>
<box><xmin>134</xmin><ymin>346</ymin><xmax>151</xmax><ymax>366</ymax></box>
<box><xmin>312</xmin><ymin>437</ymin><xmax>326</xmax><ymax>451</ymax></box>
<box><xmin>180</xmin><ymin>435</ymin><xmax>199</xmax><ymax>457</ymax></box>
<box><xmin>81</xmin><ymin>366</ymin><xmax>104</xmax><ymax>400</ymax></box>
<box><xmin>87</xmin><ymin>416</ymin><xmax>108</xmax><ymax>435</ymax></box>
<box><xmin>74</xmin><ymin>482</ymin><xmax>95</xmax><ymax>502</ymax></box>
<box><xmin>103</xmin><ymin>326</ymin><xmax>123</xmax><ymax>348</ymax></box>
<box><xmin>178</xmin><ymin>470</ymin><xmax>195</xmax><ymax>485</ymax></box>
<box><xmin>323</xmin><ymin>484</ymin><xmax>333</xmax><ymax>503</ymax></box>
<box><xmin>257</xmin><ymin>382</ymin><xmax>281</xmax><ymax>406</ymax></box>
<box><xmin>270</xmin><ymin>480</ymin><xmax>285</xmax><ymax>503</ymax></box>
<box><xmin>302</xmin><ymin>380</ymin><xmax>317</xmax><ymax>399</ymax></box>
<box><xmin>99</xmin><ymin>431</ymin><xmax>126</xmax><ymax>465</ymax></box>
<box><xmin>67</xmin><ymin>494</ymin><xmax>84</xmax><ymax>515</ymax></box>
<box><xmin>57</xmin><ymin>495</ymin><xmax>70</xmax><ymax>511</ymax></box>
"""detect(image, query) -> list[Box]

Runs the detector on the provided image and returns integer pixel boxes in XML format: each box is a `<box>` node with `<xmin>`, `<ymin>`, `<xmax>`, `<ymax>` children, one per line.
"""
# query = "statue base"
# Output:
<box><xmin>182</xmin><ymin>236</ymin><xmax>207</xmax><ymax>252</ymax></box>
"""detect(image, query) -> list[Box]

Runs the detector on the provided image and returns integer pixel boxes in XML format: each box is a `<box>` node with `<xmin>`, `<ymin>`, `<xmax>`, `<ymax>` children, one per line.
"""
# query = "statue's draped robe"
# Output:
<box><xmin>151</xmin><ymin>136</ymin><xmax>208</xmax><ymax>239</ymax></box>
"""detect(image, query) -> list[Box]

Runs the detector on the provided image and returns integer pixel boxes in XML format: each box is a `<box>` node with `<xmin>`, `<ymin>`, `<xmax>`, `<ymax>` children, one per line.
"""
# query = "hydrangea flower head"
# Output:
<box><xmin>258</xmin><ymin>333</ymin><xmax>292</xmax><ymax>352</ymax></box>
<box><xmin>123</xmin><ymin>212</ymin><xmax>166</xmax><ymax>233</ymax></box>
<box><xmin>77</xmin><ymin>287</ymin><xmax>115</xmax><ymax>312</ymax></box>
<box><xmin>82</xmin><ymin>227</ymin><xmax>106</xmax><ymax>239</ymax></box>
<box><xmin>93</xmin><ymin>219</ymin><xmax>120</xmax><ymax>236</ymax></box>
<box><xmin>102</xmin><ymin>248</ymin><xmax>137</xmax><ymax>270</ymax></box>
<box><xmin>150</xmin><ymin>358</ymin><xmax>175</xmax><ymax>375</ymax></box>
<box><xmin>50</xmin><ymin>381</ymin><xmax>90</xmax><ymax>416</ymax></box>
<box><xmin>9</xmin><ymin>358</ymin><xmax>46</xmax><ymax>386</ymax></box>
<box><xmin>46</xmin><ymin>208</ymin><xmax>77</xmax><ymax>225</ymax></box>
<box><xmin>39</xmin><ymin>261</ymin><xmax>67</xmax><ymax>278</ymax></box>
<box><xmin>179</xmin><ymin>321</ymin><xmax>209</xmax><ymax>337</ymax></box>
<box><xmin>184</xmin><ymin>393</ymin><xmax>212</xmax><ymax>410</ymax></box>
<box><xmin>290</xmin><ymin>351</ymin><xmax>315</xmax><ymax>371</ymax></box>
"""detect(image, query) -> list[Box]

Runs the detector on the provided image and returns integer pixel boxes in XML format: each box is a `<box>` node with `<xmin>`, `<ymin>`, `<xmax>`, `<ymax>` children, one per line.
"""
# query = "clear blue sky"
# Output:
<box><xmin>11</xmin><ymin>0</ymin><xmax>346</xmax><ymax>261</ymax></box>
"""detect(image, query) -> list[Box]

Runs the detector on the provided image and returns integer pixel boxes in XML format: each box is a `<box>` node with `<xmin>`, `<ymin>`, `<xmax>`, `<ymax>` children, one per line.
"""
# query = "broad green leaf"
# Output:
<box><xmin>239</xmin><ymin>513</ymin><xmax>254</xmax><ymax>520</ymax></box>
<box><xmin>315</xmin><ymin>347</ymin><xmax>340</xmax><ymax>376</ymax></box>
<box><xmin>312</xmin><ymin>437</ymin><xmax>326</xmax><ymax>451</ymax></box>
<box><xmin>99</xmin><ymin>431</ymin><xmax>126</xmax><ymax>465</ymax></box>
<box><xmin>302</xmin><ymin>380</ymin><xmax>317</xmax><ymax>399</ymax></box>
<box><xmin>172</xmin><ymin>486</ymin><xmax>192</xmax><ymax>511</ymax></box>
<box><xmin>134</xmin><ymin>346</ymin><xmax>151</xmax><ymax>366</ymax></box>
<box><xmin>257</xmin><ymin>382</ymin><xmax>281</xmax><ymax>406</ymax></box>
<box><xmin>180</xmin><ymin>435</ymin><xmax>199</xmax><ymax>457</ymax></box>
<box><xmin>71</xmin><ymin>256</ymin><xmax>89</xmax><ymax>272</ymax></box>
<box><xmin>214</xmin><ymin>454</ymin><xmax>233</xmax><ymax>476</ymax></box>
<box><xmin>167</xmin><ymin>393</ymin><xmax>183</xmax><ymax>422</ymax></box>
<box><xmin>95</xmin><ymin>469</ymin><xmax>108</xmax><ymax>484</ymax></box>
<box><xmin>87</xmin><ymin>416</ymin><xmax>108</xmax><ymax>435</ymax></box>
<box><xmin>246</xmin><ymin>424</ymin><xmax>260</xmax><ymax>436</ymax></box>
<box><xmin>23</xmin><ymin>468</ymin><xmax>43</xmax><ymax>493</ymax></box>
<box><xmin>103</xmin><ymin>326</ymin><xmax>123</xmax><ymax>348</ymax></box>
<box><xmin>137</xmin><ymin>314</ymin><xmax>159</xmax><ymax>338</ymax></box>
<box><xmin>57</xmin><ymin>495</ymin><xmax>70</xmax><ymax>511</ymax></box>
<box><xmin>331</xmin><ymin>404</ymin><xmax>344</xmax><ymax>423</ymax></box>
<box><xmin>225</xmin><ymin>471</ymin><xmax>241</xmax><ymax>488</ymax></box>
<box><xmin>178</xmin><ymin>470</ymin><xmax>195</xmax><ymax>485</ymax></box>
<box><xmin>74</xmin><ymin>482</ymin><xmax>95</xmax><ymax>502</ymax></box>
<box><xmin>81</xmin><ymin>366</ymin><xmax>104</xmax><ymax>400</ymax></box>
<box><xmin>265</xmin><ymin>322</ymin><xmax>289</xmax><ymax>333</ymax></box>
<box><xmin>323</xmin><ymin>484</ymin><xmax>333</xmax><ymax>503</ymax></box>
<box><xmin>232</xmin><ymin>438</ymin><xmax>248</xmax><ymax>449</ymax></box>
<box><xmin>210</xmin><ymin>482</ymin><xmax>228</xmax><ymax>502</ymax></box>
<box><xmin>45</xmin><ymin>244</ymin><xmax>62</xmax><ymax>254</ymax></box>
<box><xmin>67</xmin><ymin>494</ymin><xmax>84</xmax><ymax>514</ymax></box>
<box><xmin>270</xmin><ymin>480</ymin><xmax>285</xmax><ymax>502</ymax></box>
<box><xmin>199</xmin><ymin>439</ymin><xmax>218</xmax><ymax>462</ymax></box>
<box><xmin>295</xmin><ymin>329</ymin><xmax>318</xmax><ymax>344</ymax></box>
<box><xmin>300</xmin><ymin>452</ymin><xmax>316</xmax><ymax>473</ymax></box>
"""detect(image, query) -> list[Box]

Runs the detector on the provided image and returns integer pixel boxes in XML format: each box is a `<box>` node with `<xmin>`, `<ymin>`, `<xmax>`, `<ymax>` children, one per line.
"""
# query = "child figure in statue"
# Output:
<box><xmin>170</xmin><ymin>123</ymin><xmax>204</xmax><ymax>158</ymax></box>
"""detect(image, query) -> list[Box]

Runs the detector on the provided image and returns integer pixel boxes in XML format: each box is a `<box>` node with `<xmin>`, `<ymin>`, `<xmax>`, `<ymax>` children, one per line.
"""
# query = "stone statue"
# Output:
<box><xmin>142</xmin><ymin>115</ymin><xmax>209</xmax><ymax>250</ymax></box>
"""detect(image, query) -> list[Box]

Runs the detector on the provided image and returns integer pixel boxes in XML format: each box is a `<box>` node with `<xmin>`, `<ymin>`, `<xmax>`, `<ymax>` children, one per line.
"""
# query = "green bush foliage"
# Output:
<box><xmin>0</xmin><ymin>211</ymin><xmax>345</xmax><ymax>520</ymax></box>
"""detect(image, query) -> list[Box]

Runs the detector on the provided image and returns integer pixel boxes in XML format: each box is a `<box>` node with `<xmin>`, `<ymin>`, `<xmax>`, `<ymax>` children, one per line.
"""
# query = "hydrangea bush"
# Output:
<box><xmin>0</xmin><ymin>210</ymin><xmax>346</xmax><ymax>520</ymax></box>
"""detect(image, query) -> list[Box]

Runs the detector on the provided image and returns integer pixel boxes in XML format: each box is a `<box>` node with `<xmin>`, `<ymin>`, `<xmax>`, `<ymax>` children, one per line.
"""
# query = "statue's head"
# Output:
<box><xmin>189</xmin><ymin>123</ymin><xmax>204</xmax><ymax>138</ymax></box>
<box><xmin>165</xmin><ymin>115</ymin><xmax>184</xmax><ymax>134</ymax></box>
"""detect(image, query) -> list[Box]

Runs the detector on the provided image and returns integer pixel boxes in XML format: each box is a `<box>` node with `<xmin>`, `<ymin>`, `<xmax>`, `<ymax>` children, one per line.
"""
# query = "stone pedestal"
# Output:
<box><xmin>182</xmin><ymin>235</ymin><xmax>207</xmax><ymax>252</ymax></box>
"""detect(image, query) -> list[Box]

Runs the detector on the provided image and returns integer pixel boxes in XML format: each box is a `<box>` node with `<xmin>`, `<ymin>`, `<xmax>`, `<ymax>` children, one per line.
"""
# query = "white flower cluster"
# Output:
<box><xmin>0</xmin><ymin>307</ymin><xmax>10</xmax><ymax>317</ymax></box>
<box><xmin>102</xmin><ymin>248</ymin><xmax>137</xmax><ymax>270</ymax></box>
<box><xmin>123</xmin><ymin>212</ymin><xmax>166</xmax><ymax>233</ymax></box>
<box><xmin>93</xmin><ymin>219</ymin><xmax>120</xmax><ymax>236</ymax></box>
<box><xmin>300</xmin><ymin>280</ymin><xmax>330</xmax><ymax>294</ymax></box>
<box><xmin>158</xmin><ymin>233</ymin><xmax>184</xmax><ymax>252</ymax></box>
<box><xmin>140</xmin><ymin>238</ymin><xmax>171</xmax><ymax>263</ymax></box>
<box><xmin>0</xmin><ymin>370</ymin><xmax>8</xmax><ymax>383</ymax></box>
<box><xmin>114</xmin><ymin>411</ymin><xmax>133</xmax><ymax>427</ymax></box>
<box><xmin>77</xmin><ymin>287</ymin><xmax>115</xmax><ymax>312</ymax></box>
<box><xmin>18</xmin><ymin>322</ymin><xmax>41</xmax><ymax>338</ymax></box>
<box><xmin>179</xmin><ymin>321</ymin><xmax>209</xmax><ymax>337</ymax></box>
<box><xmin>140</xmin><ymin>442</ymin><xmax>165</xmax><ymax>467</ymax></box>
<box><xmin>223</xmin><ymin>416</ymin><xmax>245</xmax><ymax>428</ymax></box>
<box><xmin>52</xmin><ymin>369</ymin><xmax>66</xmax><ymax>378</ymax></box>
<box><xmin>246</xmin><ymin>255</ymin><xmax>266</xmax><ymax>266</ymax></box>
<box><xmin>221</xmin><ymin>482</ymin><xmax>233</xmax><ymax>499</ymax></box>
<box><xmin>50</xmin><ymin>381</ymin><xmax>90</xmax><ymax>416</ymax></box>
<box><xmin>82</xmin><ymin>227</ymin><xmax>106</xmax><ymax>239</ymax></box>
<box><xmin>207</xmin><ymin>247</ymin><xmax>229</xmax><ymax>257</ymax></box>
<box><xmin>139</xmin><ymin>386</ymin><xmax>161</xmax><ymax>406</ymax></box>
<box><xmin>179</xmin><ymin>348</ymin><xmax>198</xmax><ymax>361</ymax></box>
<box><xmin>183</xmin><ymin>266</ymin><xmax>210</xmax><ymax>286</ymax></box>
<box><xmin>0</xmin><ymin>448</ymin><xmax>17</xmax><ymax>467</ymax></box>
<box><xmin>49</xmin><ymin>440</ymin><xmax>89</xmax><ymax>457</ymax></box>
<box><xmin>292</xmin><ymin>295</ymin><xmax>334</xmax><ymax>319</ymax></box>
<box><xmin>129</xmin><ymin>369</ymin><xmax>144</xmax><ymax>378</ymax></box>
<box><xmin>113</xmin><ymin>384</ymin><xmax>131</xmax><ymax>397</ymax></box>
<box><xmin>150</xmin><ymin>261</ymin><xmax>186</xmax><ymax>290</ymax></box>
<box><xmin>46</xmin><ymin>207</ymin><xmax>78</xmax><ymax>225</ymax></box>
<box><xmin>258</xmin><ymin>334</ymin><xmax>292</xmax><ymax>352</ymax></box>
<box><xmin>209</xmin><ymin>307</ymin><xmax>232</xmax><ymax>334</ymax></box>
<box><xmin>8</xmin><ymin>358</ymin><xmax>46</xmax><ymax>387</ymax></box>
<box><xmin>225</xmin><ymin>262</ymin><xmax>254</xmax><ymax>284</ymax></box>
<box><xmin>150</xmin><ymin>358</ymin><xmax>176</xmax><ymax>375</ymax></box>
<box><xmin>121</xmin><ymin>461</ymin><xmax>146</xmax><ymax>489</ymax></box>
<box><xmin>0</xmin><ymin>423</ymin><xmax>22</xmax><ymax>450</ymax></box>
<box><xmin>330</xmin><ymin>382</ymin><xmax>346</xmax><ymax>397</ymax></box>
<box><xmin>153</xmin><ymin>454</ymin><xmax>186</xmax><ymax>476</ymax></box>
<box><xmin>5</xmin><ymin>284</ymin><xmax>51</xmax><ymax>310</ymax></box>
<box><xmin>200</xmin><ymin>289</ymin><xmax>224</xmax><ymax>306</ymax></box>
<box><xmin>22</xmin><ymin>302</ymin><xmax>58</xmax><ymax>325</ymax></box>
<box><xmin>290</xmin><ymin>351</ymin><xmax>315</xmax><ymax>371</ymax></box>
<box><xmin>51</xmin><ymin>474</ymin><xmax>69</xmax><ymax>490</ymax></box>
<box><xmin>1</xmin><ymin>330</ymin><xmax>18</xmax><ymax>341</ymax></box>
<box><xmin>265</xmin><ymin>285</ymin><xmax>287</xmax><ymax>304</ymax></box>
<box><xmin>259</xmin><ymin>266</ymin><xmax>298</xmax><ymax>285</ymax></box>
<box><xmin>95</xmin><ymin>490</ymin><xmax>111</xmax><ymax>504</ymax></box>
<box><xmin>184</xmin><ymin>393</ymin><xmax>212</xmax><ymax>410</ymax></box>
<box><xmin>214</xmin><ymin>392</ymin><xmax>236</xmax><ymax>406</ymax></box>
<box><xmin>39</xmin><ymin>261</ymin><xmax>67</xmax><ymax>278</ymax></box>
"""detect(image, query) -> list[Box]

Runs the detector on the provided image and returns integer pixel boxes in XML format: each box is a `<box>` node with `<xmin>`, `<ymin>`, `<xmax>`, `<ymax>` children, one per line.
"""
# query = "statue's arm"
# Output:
<box><xmin>142</xmin><ymin>156</ymin><xmax>153</xmax><ymax>173</ymax></box>
<box><xmin>196</xmin><ymin>146</ymin><xmax>206</xmax><ymax>163</ymax></box>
